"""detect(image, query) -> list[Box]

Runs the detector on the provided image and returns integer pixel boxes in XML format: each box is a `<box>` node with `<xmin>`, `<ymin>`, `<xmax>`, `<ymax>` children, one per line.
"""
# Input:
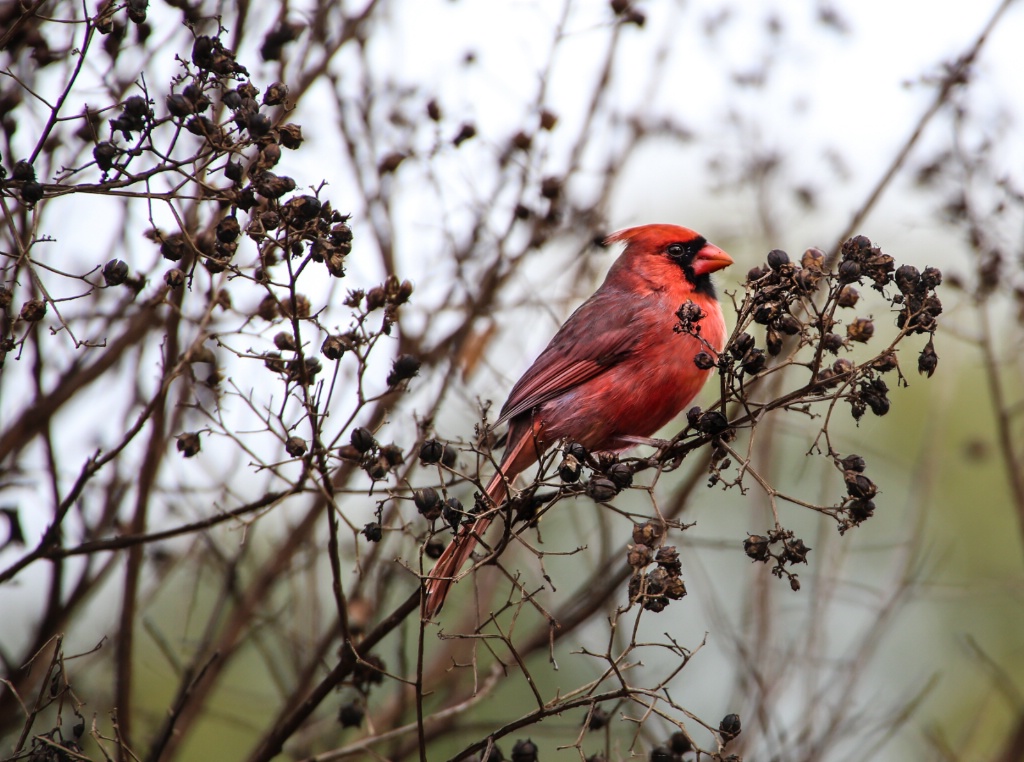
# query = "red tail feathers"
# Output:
<box><xmin>421</xmin><ymin>473</ymin><xmax>506</xmax><ymax>617</ymax></box>
<box><xmin>421</xmin><ymin>418</ymin><xmax>540</xmax><ymax>617</ymax></box>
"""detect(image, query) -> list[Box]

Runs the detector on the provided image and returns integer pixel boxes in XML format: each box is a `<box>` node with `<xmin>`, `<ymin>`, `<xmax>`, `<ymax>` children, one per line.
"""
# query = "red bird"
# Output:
<box><xmin>423</xmin><ymin>224</ymin><xmax>733</xmax><ymax>616</ymax></box>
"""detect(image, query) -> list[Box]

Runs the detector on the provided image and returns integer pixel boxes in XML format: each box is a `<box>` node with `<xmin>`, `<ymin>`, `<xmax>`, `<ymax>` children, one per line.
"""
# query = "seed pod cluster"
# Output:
<box><xmin>700</xmin><ymin>235</ymin><xmax>942</xmax><ymax>570</ymax></box>
<box><xmin>337</xmin><ymin>427</ymin><xmax>404</xmax><ymax>484</ymax></box>
<box><xmin>626</xmin><ymin>522</ymin><xmax>687</xmax><ymax>612</ymax></box>
<box><xmin>742</xmin><ymin>527</ymin><xmax>810</xmax><ymax>590</ymax></box>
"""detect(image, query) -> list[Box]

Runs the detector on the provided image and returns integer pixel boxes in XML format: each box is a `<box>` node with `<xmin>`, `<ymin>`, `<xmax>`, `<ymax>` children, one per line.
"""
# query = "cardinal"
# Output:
<box><xmin>423</xmin><ymin>224</ymin><xmax>733</xmax><ymax>616</ymax></box>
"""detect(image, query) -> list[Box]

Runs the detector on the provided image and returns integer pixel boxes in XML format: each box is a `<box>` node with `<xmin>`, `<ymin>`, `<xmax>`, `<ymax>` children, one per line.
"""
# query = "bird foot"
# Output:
<box><xmin>616</xmin><ymin>435</ymin><xmax>674</xmax><ymax>450</ymax></box>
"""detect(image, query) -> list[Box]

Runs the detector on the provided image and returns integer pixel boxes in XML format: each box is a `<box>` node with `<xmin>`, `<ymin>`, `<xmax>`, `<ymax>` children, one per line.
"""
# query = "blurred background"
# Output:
<box><xmin>1</xmin><ymin>1</ymin><xmax>1022</xmax><ymax>760</ymax></box>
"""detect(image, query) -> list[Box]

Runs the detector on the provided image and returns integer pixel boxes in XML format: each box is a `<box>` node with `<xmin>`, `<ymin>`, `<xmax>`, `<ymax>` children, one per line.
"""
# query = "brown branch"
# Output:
<box><xmin>827</xmin><ymin>0</ymin><xmax>1015</xmax><ymax>264</ymax></box>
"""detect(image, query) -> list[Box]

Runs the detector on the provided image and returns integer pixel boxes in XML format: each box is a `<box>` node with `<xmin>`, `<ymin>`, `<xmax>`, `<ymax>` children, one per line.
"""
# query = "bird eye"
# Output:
<box><xmin>667</xmin><ymin>239</ymin><xmax>705</xmax><ymax>260</ymax></box>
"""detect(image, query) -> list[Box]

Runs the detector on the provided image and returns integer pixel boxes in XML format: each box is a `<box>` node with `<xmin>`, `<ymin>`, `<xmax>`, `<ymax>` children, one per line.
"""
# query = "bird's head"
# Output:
<box><xmin>604</xmin><ymin>223</ymin><xmax>733</xmax><ymax>297</ymax></box>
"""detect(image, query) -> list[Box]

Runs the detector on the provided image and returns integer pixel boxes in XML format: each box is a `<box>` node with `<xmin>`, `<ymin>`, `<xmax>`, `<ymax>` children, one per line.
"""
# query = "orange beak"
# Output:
<box><xmin>692</xmin><ymin>243</ymin><xmax>734</xmax><ymax>276</ymax></box>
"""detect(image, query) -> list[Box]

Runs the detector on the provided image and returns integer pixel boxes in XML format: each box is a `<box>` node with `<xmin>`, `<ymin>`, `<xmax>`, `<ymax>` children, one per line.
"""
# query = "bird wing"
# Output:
<box><xmin>494</xmin><ymin>293</ymin><xmax>642</xmax><ymax>427</ymax></box>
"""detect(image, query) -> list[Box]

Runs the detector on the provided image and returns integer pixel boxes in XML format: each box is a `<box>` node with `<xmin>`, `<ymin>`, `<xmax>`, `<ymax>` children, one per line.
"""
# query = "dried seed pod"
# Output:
<box><xmin>766</xmin><ymin>249</ymin><xmax>789</xmax><ymax>270</ymax></box>
<box><xmin>413</xmin><ymin>487</ymin><xmax>441</xmax><ymax>518</ymax></box>
<box><xmin>366</xmin><ymin>287</ymin><xmax>386</xmax><ymax>311</ymax></box>
<box><xmin>167</xmin><ymin>93</ymin><xmax>191</xmax><ymax>117</ymax></box>
<box><xmin>278</xmin><ymin>123</ymin><xmax>303</xmax><ymax>149</ymax></box>
<box><xmin>263</xmin><ymin>82</ymin><xmax>288</xmax><ymax>106</ymax></box>
<box><xmin>393</xmin><ymin>280</ymin><xmax>413</xmax><ymax>305</ymax></box>
<box><xmin>837</xmin><ymin>260</ymin><xmax>861</xmax><ymax>284</ymax></box>
<box><xmin>216</xmin><ymin>215</ymin><xmax>240</xmax><ymax>243</ymax></box>
<box><xmin>380</xmin><ymin>444</ymin><xmax>404</xmax><ymax>467</ymax></box>
<box><xmin>511</xmin><ymin>131</ymin><xmax>532</xmax><ymax>151</ymax></box>
<box><xmin>338</xmin><ymin>445</ymin><xmax>362</xmax><ymax>461</ymax></box>
<box><xmin>510</xmin><ymin>739</ymin><xmax>538</xmax><ymax>762</ymax></box>
<box><xmin>669</xmin><ymin>731</ymin><xmax>693</xmax><ymax>753</ymax></box>
<box><xmin>20</xmin><ymin>181</ymin><xmax>43</xmax><ymax>204</ymax></box>
<box><xmin>862</xmin><ymin>378</ymin><xmax>890</xmax><ymax>416</ymax></box>
<box><xmin>13</xmin><ymin>160</ymin><xmax>35</xmax><ymax>181</ymax></box>
<box><xmin>103</xmin><ymin>259</ymin><xmax>129</xmax><ymax>286</ymax></box>
<box><xmin>565</xmin><ymin>442</ymin><xmax>588</xmax><ymax>462</ymax></box>
<box><xmin>540</xmin><ymin>175</ymin><xmax>561</xmax><ymax>199</ymax></box>
<box><xmin>176</xmin><ymin>432</ymin><xmax>201</xmax><ymax>457</ymax></box>
<box><xmin>919</xmin><ymin>339</ymin><xmax>938</xmax><ymax>377</ymax></box>
<box><xmin>288</xmin><ymin>356</ymin><xmax>321</xmax><ymax>384</ymax></box>
<box><xmin>632</xmin><ymin>520</ymin><xmax>665</xmax><ymax>548</ymax></box>
<box><xmin>321</xmin><ymin>333</ymin><xmax>350</xmax><ymax>360</ymax></box>
<box><xmin>253</xmin><ymin>172</ymin><xmax>296</xmax><ymax>198</ymax></box>
<box><xmin>655</xmin><ymin>545</ymin><xmax>681</xmax><ymax>573</ymax></box>
<box><xmin>847</xmin><ymin>317</ymin><xmax>874</xmax><ymax>343</ymax></box>
<box><xmin>281</xmin><ymin>294</ymin><xmax>310</xmax><ymax>319</ymax></box>
<box><xmin>695</xmin><ymin>410</ymin><xmax>728</xmax><ymax>435</ymax></box>
<box><xmin>452</xmin><ymin>122</ymin><xmax>476</xmax><ymax>146</ymax></box>
<box><xmin>263</xmin><ymin>352</ymin><xmax>286</xmax><ymax>374</ymax></box>
<box><xmin>19</xmin><ymin>299</ymin><xmax>46</xmax><ymax>322</ymax></box>
<box><xmin>415</xmin><ymin>491</ymin><xmax>444</xmax><ymax>520</ymax></box>
<box><xmin>261</xmin><ymin>210</ymin><xmax>282</xmax><ymax>231</ymax></box>
<box><xmin>894</xmin><ymin>264</ymin><xmax>921</xmax><ymax>294</ymax></box>
<box><xmin>225</xmin><ymin>158</ymin><xmax>243</xmax><ymax>183</ymax></box>
<box><xmin>362</xmin><ymin>522</ymin><xmax>382</xmax><ymax>542</ymax></box>
<box><xmin>584</xmin><ymin>707</ymin><xmax>609</xmax><ymax>731</ymax></box>
<box><xmin>839</xmin><ymin>454</ymin><xmax>866</xmax><ymax>472</ymax></box>
<box><xmin>285</xmin><ymin>436</ymin><xmax>306</xmax><ymax>457</ymax></box>
<box><xmin>364</xmin><ymin>456</ymin><xmax>389</xmax><ymax>480</ymax></box>
<box><xmin>558</xmin><ymin>454</ymin><xmax>582</xmax><ymax>483</ymax></box>
<box><xmin>282</xmin><ymin>194</ymin><xmax>321</xmax><ymax>225</ymax></box>
<box><xmin>273</xmin><ymin>332</ymin><xmax>296</xmax><ymax>351</ymax></box>
<box><xmin>644</xmin><ymin>567</ymin><xmax>669</xmax><ymax>595</ymax></box>
<box><xmin>256</xmin><ymin>295</ymin><xmax>279</xmax><ymax>321</ymax></box>
<box><xmin>848</xmin><ymin>498</ymin><xmax>875</xmax><ymax>522</ymax></box>
<box><xmin>441</xmin><ymin>444</ymin><xmax>458</xmax><ymax>468</ymax></box>
<box><xmin>741</xmin><ymin>348</ymin><xmax>766</xmax><ymax>375</ymax></box>
<box><xmin>443</xmin><ymin>497</ymin><xmax>464</xmax><ymax>530</ymax></box>
<box><xmin>349</xmin><ymin>428</ymin><xmax>375</xmax><ymax>454</ymax></box>
<box><xmin>743</xmin><ymin>534</ymin><xmax>770</xmax><ymax>562</ymax></box>
<box><xmin>419</xmin><ymin>439</ymin><xmax>443</xmax><ymax>464</ymax></box>
<box><xmin>794</xmin><ymin>268</ymin><xmax>821</xmax><ymax>292</ymax></box>
<box><xmin>752</xmin><ymin>302</ymin><xmax>777</xmax><ymax>325</ymax></box>
<box><xmin>387</xmin><ymin>354</ymin><xmax>421</xmax><ymax>386</ymax></box>
<box><xmin>587</xmin><ymin>477</ymin><xmax>617</xmax><ymax>503</ymax></box>
<box><xmin>607</xmin><ymin>462</ymin><xmax>633</xmax><ymax>490</ymax></box>
<box><xmin>730</xmin><ymin>331</ymin><xmax>755</xmax><ymax>358</ymax></box>
<box><xmin>164</xmin><ymin>269</ymin><xmax>185</xmax><ymax>289</ymax></box>
<box><xmin>93</xmin><ymin>142</ymin><xmax>118</xmax><ymax>171</ymax></box>
<box><xmin>845</xmin><ymin>471</ymin><xmax>877</xmax><ymax>499</ymax></box>
<box><xmin>663</xmin><ymin>576</ymin><xmax>687</xmax><ymax>600</ymax></box>
<box><xmin>801</xmin><ymin>247</ymin><xmax>825</xmax><ymax>271</ymax></box>
<box><xmin>377</xmin><ymin>151</ymin><xmax>406</xmax><ymax>174</ymax></box>
<box><xmin>837</xmin><ymin>285</ymin><xmax>860</xmax><ymax>307</ymax></box>
<box><xmin>775</xmin><ymin>314</ymin><xmax>801</xmax><ymax>336</ymax></box>
<box><xmin>338</xmin><ymin>702</ymin><xmax>364</xmax><ymax>728</ymax></box>
<box><xmin>719</xmin><ymin>713</ymin><xmax>742</xmax><ymax>742</ymax></box>
<box><xmin>921</xmin><ymin>266</ymin><xmax>942</xmax><ymax>289</ymax></box>
<box><xmin>783</xmin><ymin>537</ymin><xmax>810</xmax><ymax>564</ymax></box>
<box><xmin>693</xmin><ymin>351</ymin><xmax>715</xmax><ymax>370</ymax></box>
<box><xmin>160</xmin><ymin>233</ymin><xmax>188</xmax><ymax>261</ymax></box>
<box><xmin>822</xmin><ymin>333</ymin><xmax>844</xmax><ymax>354</ymax></box>
<box><xmin>627</xmin><ymin>543</ymin><xmax>652</xmax><ymax>568</ymax></box>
